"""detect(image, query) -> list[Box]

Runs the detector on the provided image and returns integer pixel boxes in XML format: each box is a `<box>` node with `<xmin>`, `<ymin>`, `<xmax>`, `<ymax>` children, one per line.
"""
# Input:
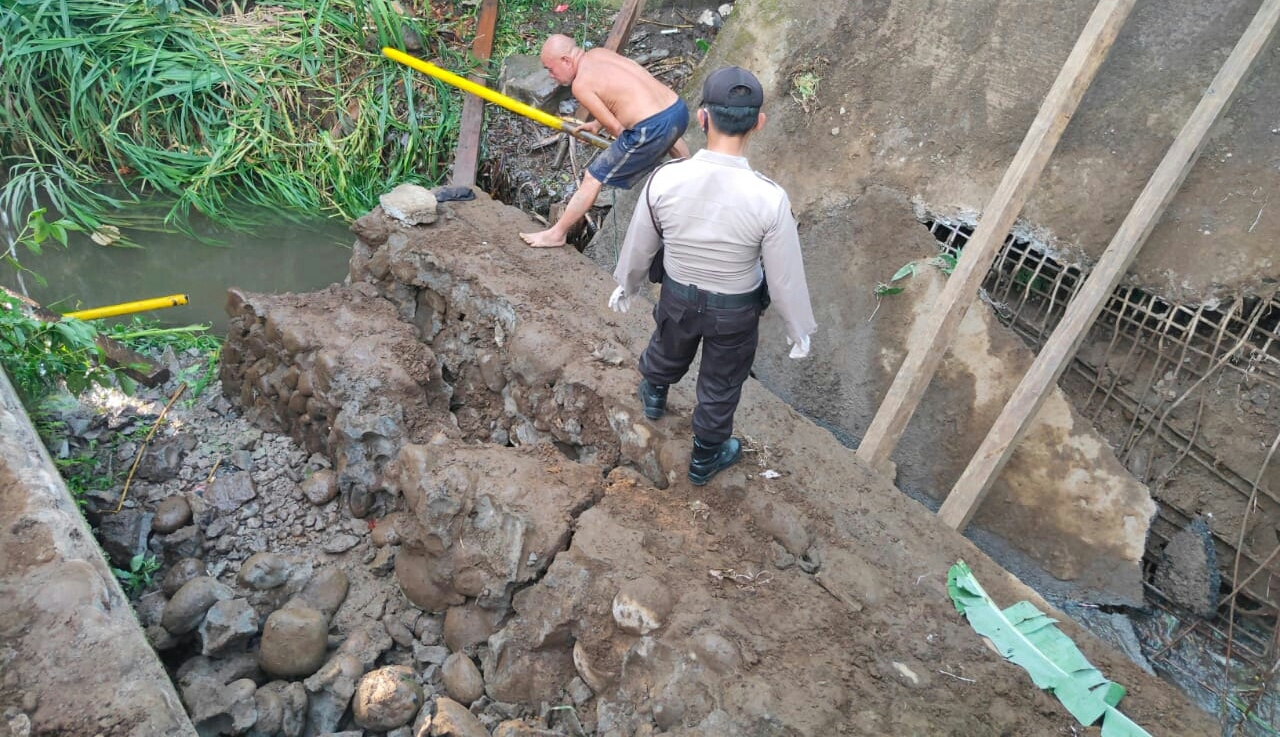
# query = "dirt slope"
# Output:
<box><xmin>229</xmin><ymin>191</ymin><xmax>1215</xmax><ymax>734</ymax></box>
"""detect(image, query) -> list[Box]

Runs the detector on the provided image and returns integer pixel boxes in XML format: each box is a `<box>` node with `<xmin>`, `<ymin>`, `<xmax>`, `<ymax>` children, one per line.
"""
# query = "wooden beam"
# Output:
<box><xmin>854</xmin><ymin>0</ymin><xmax>1138</xmax><ymax>472</ymax></box>
<box><xmin>603</xmin><ymin>0</ymin><xmax>645</xmax><ymax>53</ymax></box>
<box><xmin>450</xmin><ymin>0</ymin><xmax>499</xmax><ymax>188</ymax></box>
<box><xmin>938</xmin><ymin>0</ymin><xmax>1280</xmax><ymax>531</ymax></box>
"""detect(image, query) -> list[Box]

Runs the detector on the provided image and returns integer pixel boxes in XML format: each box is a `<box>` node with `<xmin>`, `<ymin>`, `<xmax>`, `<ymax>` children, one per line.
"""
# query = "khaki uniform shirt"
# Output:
<box><xmin>614</xmin><ymin>149</ymin><xmax>817</xmax><ymax>344</ymax></box>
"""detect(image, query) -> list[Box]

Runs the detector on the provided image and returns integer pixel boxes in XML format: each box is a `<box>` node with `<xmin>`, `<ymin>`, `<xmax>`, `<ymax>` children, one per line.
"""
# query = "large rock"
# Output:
<box><xmin>441</xmin><ymin>653</ymin><xmax>485</xmax><ymax>706</ymax></box>
<box><xmin>429</xmin><ymin>697</ymin><xmax>487</xmax><ymax>737</ymax></box>
<box><xmin>94</xmin><ymin>508</ymin><xmax>149</xmax><ymax>568</ymax></box>
<box><xmin>296</xmin><ymin>567</ymin><xmax>350</xmax><ymax>620</ymax></box>
<box><xmin>204</xmin><ymin>471</ymin><xmax>257</xmax><ymax>513</ymax></box>
<box><xmin>161</xmin><ymin>557</ymin><xmax>207</xmax><ymax>596</ymax></box>
<box><xmin>351</xmin><ymin>665</ymin><xmax>424</xmax><ymax>731</ymax></box>
<box><xmin>198</xmin><ymin>598</ymin><xmax>259</xmax><ymax>656</ymax></box>
<box><xmin>253</xmin><ymin>681</ymin><xmax>308</xmax><ymax>737</ymax></box>
<box><xmin>136</xmin><ymin>435</ymin><xmax>189</xmax><ymax>482</ymax></box>
<box><xmin>300</xmin><ymin>469</ymin><xmax>339</xmax><ymax>506</ymax></box>
<box><xmin>237</xmin><ymin>552</ymin><xmax>295</xmax><ymax>591</ymax></box>
<box><xmin>443</xmin><ymin>603</ymin><xmax>502</xmax><ymax>654</ymax></box>
<box><xmin>380</xmin><ymin>184</ymin><xmax>438</xmax><ymax>226</ymax></box>
<box><xmin>162</xmin><ymin>577</ymin><xmax>234</xmax><ymax>635</ymax></box>
<box><xmin>497</xmin><ymin>54</ymin><xmax>567</xmax><ymax>113</ymax></box>
<box><xmin>611</xmin><ymin>576</ymin><xmax>674</xmax><ymax>636</ymax></box>
<box><xmin>303</xmin><ymin>653</ymin><xmax>364</xmax><ymax>734</ymax></box>
<box><xmin>152</xmin><ymin>495</ymin><xmax>193</xmax><ymax>534</ymax></box>
<box><xmin>258</xmin><ymin>606</ymin><xmax>329</xmax><ymax>678</ymax></box>
<box><xmin>385</xmin><ymin>442</ymin><xmax>601</xmax><ymax>612</ymax></box>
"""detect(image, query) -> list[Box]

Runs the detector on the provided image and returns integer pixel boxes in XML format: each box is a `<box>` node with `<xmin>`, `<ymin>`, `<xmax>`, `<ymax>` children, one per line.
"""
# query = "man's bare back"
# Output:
<box><xmin>571</xmin><ymin>48</ymin><xmax>681</xmax><ymax>136</ymax></box>
<box><xmin>519</xmin><ymin>35</ymin><xmax>690</xmax><ymax>249</ymax></box>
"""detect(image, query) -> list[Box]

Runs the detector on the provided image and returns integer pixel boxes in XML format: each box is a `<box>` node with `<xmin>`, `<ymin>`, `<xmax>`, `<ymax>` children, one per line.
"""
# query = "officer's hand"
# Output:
<box><xmin>786</xmin><ymin>334</ymin><xmax>811</xmax><ymax>359</ymax></box>
<box><xmin>608</xmin><ymin>286</ymin><xmax>631</xmax><ymax>313</ymax></box>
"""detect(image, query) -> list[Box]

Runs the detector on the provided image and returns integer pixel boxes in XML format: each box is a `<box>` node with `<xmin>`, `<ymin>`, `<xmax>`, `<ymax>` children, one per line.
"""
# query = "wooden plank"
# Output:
<box><xmin>2</xmin><ymin>287</ymin><xmax>170</xmax><ymax>387</ymax></box>
<box><xmin>451</xmin><ymin>0</ymin><xmax>499</xmax><ymax>188</ymax></box>
<box><xmin>938</xmin><ymin>0</ymin><xmax>1280</xmax><ymax>531</ymax></box>
<box><xmin>854</xmin><ymin>0</ymin><xmax>1138</xmax><ymax>473</ymax></box>
<box><xmin>603</xmin><ymin>0</ymin><xmax>645</xmax><ymax>53</ymax></box>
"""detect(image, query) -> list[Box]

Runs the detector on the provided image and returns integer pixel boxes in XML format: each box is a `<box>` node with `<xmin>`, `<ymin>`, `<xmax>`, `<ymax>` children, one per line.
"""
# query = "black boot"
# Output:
<box><xmin>688</xmin><ymin>436</ymin><xmax>742</xmax><ymax>485</ymax></box>
<box><xmin>638</xmin><ymin>379</ymin><xmax>669</xmax><ymax>420</ymax></box>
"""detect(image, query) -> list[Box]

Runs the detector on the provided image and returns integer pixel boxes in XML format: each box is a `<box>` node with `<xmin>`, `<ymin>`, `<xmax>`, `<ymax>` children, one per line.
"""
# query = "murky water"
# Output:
<box><xmin>2</xmin><ymin>212</ymin><xmax>353</xmax><ymax>335</ymax></box>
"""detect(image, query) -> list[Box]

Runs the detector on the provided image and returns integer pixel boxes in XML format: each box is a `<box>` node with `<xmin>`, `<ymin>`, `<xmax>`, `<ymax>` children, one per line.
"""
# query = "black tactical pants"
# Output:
<box><xmin>638</xmin><ymin>278</ymin><xmax>762</xmax><ymax>443</ymax></box>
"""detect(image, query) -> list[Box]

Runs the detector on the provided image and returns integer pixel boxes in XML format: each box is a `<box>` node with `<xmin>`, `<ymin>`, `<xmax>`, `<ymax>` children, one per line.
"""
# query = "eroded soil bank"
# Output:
<box><xmin>3</xmin><ymin>191</ymin><xmax>1218</xmax><ymax>736</ymax></box>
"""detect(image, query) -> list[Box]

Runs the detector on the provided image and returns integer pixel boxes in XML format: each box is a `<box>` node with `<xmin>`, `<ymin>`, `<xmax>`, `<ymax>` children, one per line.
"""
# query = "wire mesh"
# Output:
<box><xmin>921</xmin><ymin>214</ymin><xmax>1280</xmax><ymax>689</ymax></box>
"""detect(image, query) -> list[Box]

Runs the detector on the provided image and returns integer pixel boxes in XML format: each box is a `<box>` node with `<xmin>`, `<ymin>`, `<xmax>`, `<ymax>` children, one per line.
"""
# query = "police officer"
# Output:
<box><xmin>609</xmin><ymin>66</ymin><xmax>817</xmax><ymax>485</ymax></box>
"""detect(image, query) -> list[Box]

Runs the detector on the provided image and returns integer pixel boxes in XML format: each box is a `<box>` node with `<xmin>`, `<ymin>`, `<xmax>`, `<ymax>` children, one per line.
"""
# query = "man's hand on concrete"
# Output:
<box><xmin>608</xmin><ymin>286</ymin><xmax>631</xmax><ymax>313</ymax></box>
<box><xmin>786</xmin><ymin>334</ymin><xmax>811</xmax><ymax>359</ymax></box>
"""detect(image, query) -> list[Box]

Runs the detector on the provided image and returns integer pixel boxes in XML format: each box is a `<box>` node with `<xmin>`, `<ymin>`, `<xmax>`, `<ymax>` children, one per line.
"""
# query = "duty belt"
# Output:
<box><xmin>662</xmin><ymin>276</ymin><xmax>763</xmax><ymax>309</ymax></box>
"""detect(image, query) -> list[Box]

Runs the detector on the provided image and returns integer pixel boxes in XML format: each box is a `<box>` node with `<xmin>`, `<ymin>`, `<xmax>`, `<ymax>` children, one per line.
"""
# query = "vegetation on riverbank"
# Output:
<box><xmin>0</xmin><ymin>0</ymin><xmax>594</xmax><ymax>245</ymax></box>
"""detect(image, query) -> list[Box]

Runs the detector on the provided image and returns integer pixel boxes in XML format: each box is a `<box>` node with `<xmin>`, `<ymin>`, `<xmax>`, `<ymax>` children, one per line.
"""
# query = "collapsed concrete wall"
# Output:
<box><xmin>0</xmin><ymin>370</ymin><xmax>196</xmax><ymax>737</ymax></box>
<box><xmin>751</xmin><ymin>188</ymin><xmax>1159</xmax><ymax>604</ymax></box>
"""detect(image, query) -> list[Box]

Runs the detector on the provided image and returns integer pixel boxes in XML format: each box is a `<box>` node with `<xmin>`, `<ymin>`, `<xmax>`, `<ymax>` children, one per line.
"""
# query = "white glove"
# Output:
<box><xmin>608</xmin><ymin>285</ymin><xmax>631</xmax><ymax>313</ymax></box>
<box><xmin>786</xmin><ymin>334</ymin><xmax>811</xmax><ymax>359</ymax></box>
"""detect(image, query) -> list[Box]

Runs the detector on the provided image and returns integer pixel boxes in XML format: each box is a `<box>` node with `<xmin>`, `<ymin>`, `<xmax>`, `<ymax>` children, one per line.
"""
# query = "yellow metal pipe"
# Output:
<box><xmin>381</xmin><ymin>47</ymin><xmax>612</xmax><ymax>150</ymax></box>
<box><xmin>64</xmin><ymin>294</ymin><xmax>189</xmax><ymax>321</ymax></box>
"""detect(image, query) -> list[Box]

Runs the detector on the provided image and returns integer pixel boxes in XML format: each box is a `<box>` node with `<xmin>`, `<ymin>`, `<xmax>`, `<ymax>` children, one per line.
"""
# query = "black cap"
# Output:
<box><xmin>700</xmin><ymin>66</ymin><xmax>764</xmax><ymax>107</ymax></box>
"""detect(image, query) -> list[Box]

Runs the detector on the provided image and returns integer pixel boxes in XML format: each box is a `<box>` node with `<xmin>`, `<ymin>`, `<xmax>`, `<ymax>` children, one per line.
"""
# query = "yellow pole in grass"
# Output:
<box><xmin>64</xmin><ymin>294</ymin><xmax>189</xmax><ymax>321</ymax></box>
<box><xmin>381</xmin><ymin>47</ymin><xmax>613</xmax><ymax>150</ymax></box>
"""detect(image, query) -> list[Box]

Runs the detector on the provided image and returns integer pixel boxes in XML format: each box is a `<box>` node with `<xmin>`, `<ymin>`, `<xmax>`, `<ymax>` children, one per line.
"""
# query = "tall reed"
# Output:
<box><xmin>0</xmin><ymin>0</ymin><xmax>481</xmax><ymax>241</ymax></box>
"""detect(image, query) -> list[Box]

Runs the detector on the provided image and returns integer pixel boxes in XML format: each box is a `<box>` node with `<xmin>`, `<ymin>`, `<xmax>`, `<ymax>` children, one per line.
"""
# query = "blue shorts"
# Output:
<box><xmin>587</xmin><ymin>98</ymin><xmax>688</xmax><ymax>189</ymax></box>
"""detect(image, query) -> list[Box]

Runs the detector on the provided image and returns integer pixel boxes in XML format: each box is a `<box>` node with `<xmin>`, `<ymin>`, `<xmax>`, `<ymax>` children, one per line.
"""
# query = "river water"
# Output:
<box><xmin>2</xmin><ymin>212</ymin><xmax>354</xmax><ymax>335</ymax></box>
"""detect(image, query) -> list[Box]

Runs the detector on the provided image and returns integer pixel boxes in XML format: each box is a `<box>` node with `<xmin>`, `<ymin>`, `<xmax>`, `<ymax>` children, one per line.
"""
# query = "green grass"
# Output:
<box><xmin>494</xmin><ymin>0</ymin><xmax>605</xmax><ymax>57</ymax></box>
<box><xmin>0</xmin><ymin>0</ymin><xmax>471</xmax><ymax>244</ymax></box>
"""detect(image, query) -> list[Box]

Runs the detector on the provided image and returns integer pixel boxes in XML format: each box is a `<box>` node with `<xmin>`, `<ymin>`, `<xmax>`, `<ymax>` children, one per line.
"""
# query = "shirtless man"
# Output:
<box><xmin>519</xmin><ymin>34</ymin><xmax>691</xmax><ymax>248</ymax></box>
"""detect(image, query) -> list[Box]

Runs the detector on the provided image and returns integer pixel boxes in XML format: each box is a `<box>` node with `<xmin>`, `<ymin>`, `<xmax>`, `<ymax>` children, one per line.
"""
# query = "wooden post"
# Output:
<box><xmin>603</xmin><ymin>0</ymin><xmax>645</xmax><ymax>53</ymax></box>
<box><xmin>450</xmin><ymin>0</ymin><xmax>499</xmax><ymax>188</ymax></box>
<box><xmin>938</xmin><ymin>0</ymin><xmax>1280</xmax><ymax>530</ymax></box>
<box><xmin>854</xmin><ymin>0</ymin><xmax>1138</xmax><ymax>472</ymax></box>
<box><xmin>571</xmin><ymin>0</ymin><xmax>645</xmax><ymax>124</ymax></box>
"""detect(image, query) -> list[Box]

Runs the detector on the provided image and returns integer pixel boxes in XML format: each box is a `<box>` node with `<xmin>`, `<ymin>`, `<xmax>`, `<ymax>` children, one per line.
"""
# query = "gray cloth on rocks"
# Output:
<box><xmin>613</xmin><ymin>149</ymin><xmax>817</xmax><ymax>344</ymax></box>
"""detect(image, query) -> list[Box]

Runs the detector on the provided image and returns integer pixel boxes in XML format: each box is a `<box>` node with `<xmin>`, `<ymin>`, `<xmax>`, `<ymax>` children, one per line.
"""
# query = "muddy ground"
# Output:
<box><xmin>0</xmin><ymin>1</ymin><xmax>1250</xmax><ymax>735</ymax></box>
<box><xmin>7</xmin><ymin>187</ymin><xmax>1219</xmax><ymax>736</ymax></box>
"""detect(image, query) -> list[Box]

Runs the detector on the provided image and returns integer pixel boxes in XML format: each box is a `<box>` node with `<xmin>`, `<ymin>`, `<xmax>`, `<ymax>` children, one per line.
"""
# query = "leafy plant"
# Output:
<box><xmin>947</xmin><ymin>561</ymin><xmax>1151</xmax><ymax>736</ymax></box>
<box><xmin>873</xmin><ymin>254</ymin><xmax>959</xmax><ymax>297</ymax></box>
<box><xmin>53</xmin><ymin>444</ymin><xmax>113</xmax><ymax>510</ymax></box>
<box><xmin>3</xmin><ymin>208</ymin><xmax>81</xmax><ymax>293</ymax></box>
<box><xmin>930</xmin><ymin>253</ymin><xmax>958</xmax><ymax>276</ymax></box>
<box><xmin>0</xmin><ymin>293</ymin><xmax>117</xmax><ymax>403</ymax></box>
<box><xmin>175</xmin><ymin>345</ymin><xmax>222</xmax><ymax>404</ymax></box>
<box><xmin>106</xmin><ymin>319</ymin><xmax>220</xmax><ymax>356</ymax></box>
<box><xmin>112</xmin><ymin>553</ymin><xmax>162</xmax><ymax>597</ymax></box>
<box><xmin>105</xmin><ymin>318</ymin><xmax>222</xmax><ymax>404</ymax></box>
<box><xmin>143</xmin><ymin>0</ymin><xmax>181</xmax><ymax>20</ymax></box>
<box><xmin>873</xmin><ymin>262</ymin><xmax>916</xmax><ymax>297</ymax></box>
<box><xmin>790</xmin><ymin>71</ymin><xmax>820</xmax><ymax>113</ymax></box>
